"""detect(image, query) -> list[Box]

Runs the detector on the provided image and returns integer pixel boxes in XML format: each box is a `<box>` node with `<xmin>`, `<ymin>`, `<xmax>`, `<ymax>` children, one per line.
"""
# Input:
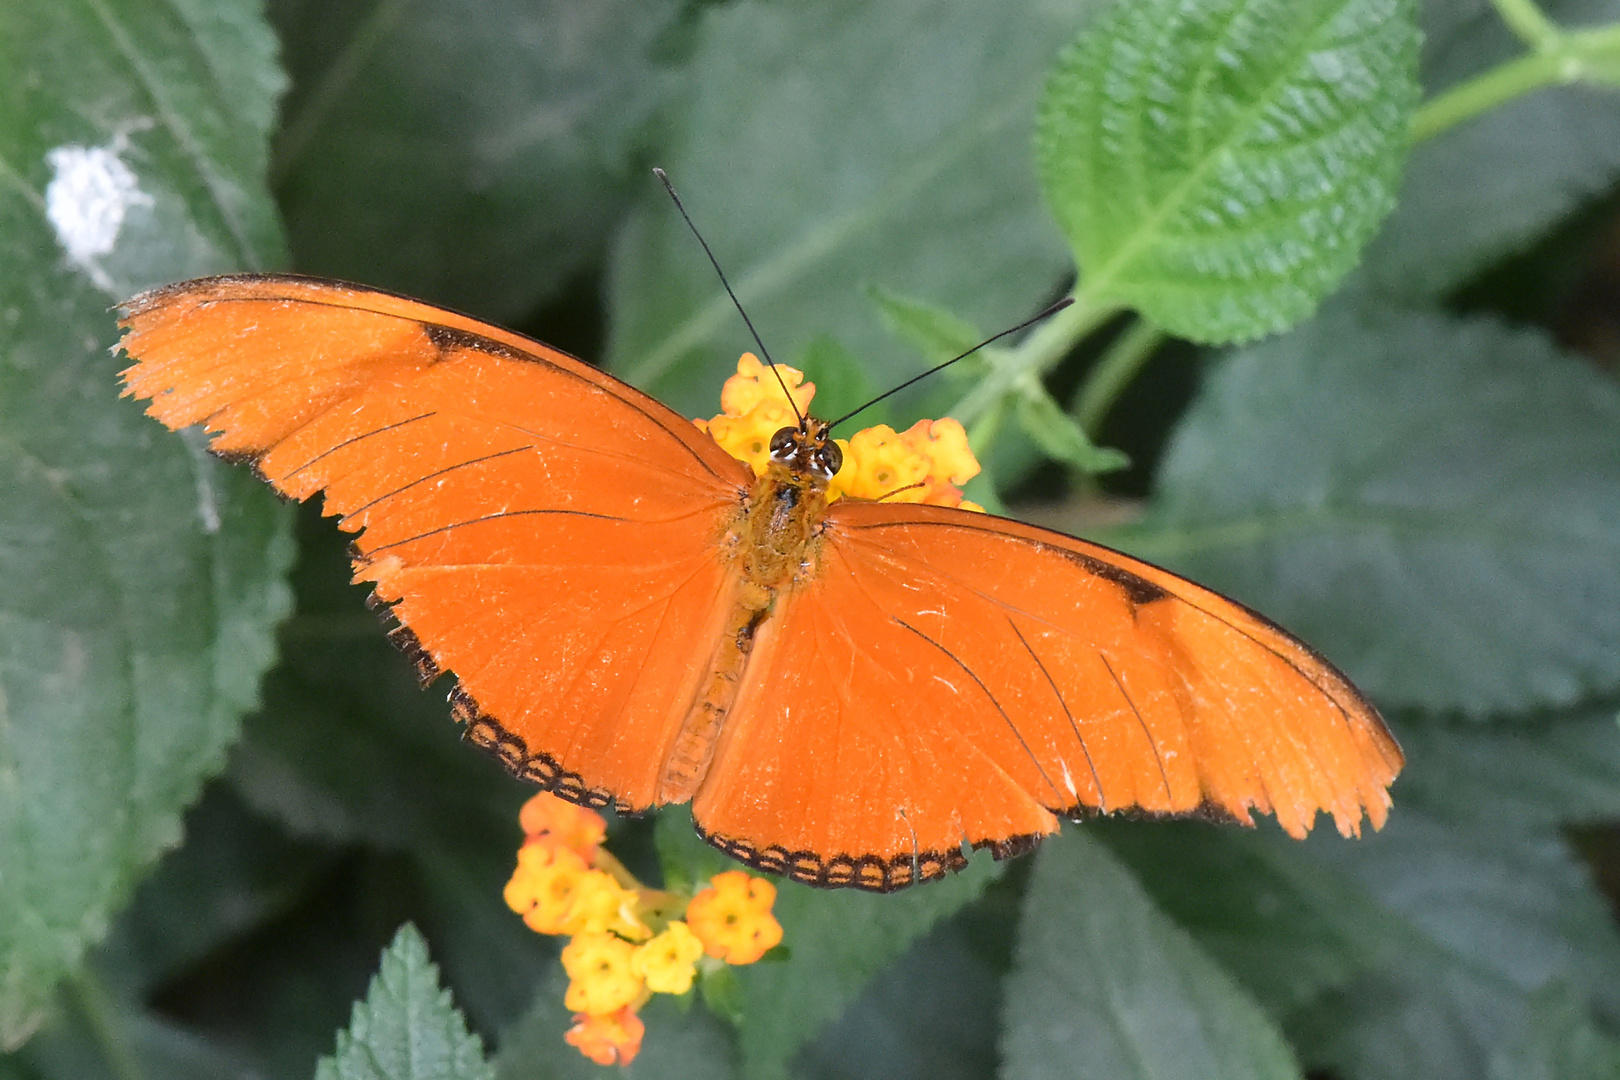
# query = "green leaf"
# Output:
<box><xmin>1036</xmin><ymin>0</ymin><xmax>1419</xmax><ymax>343</ymax></box>
<box><xmin>1000</xmin><ymin>829</ymin><xmax>1301</xmax><ymax>1080</ymax></box>
<box><xmin>1107</xmin><ymin>812</ymin><xmax>1620</xmax><ymax>1080</ymax></box>
<box><xmin>0</xmin><ymin>0</ymin><xmax>292</xmax><ymax>1046</ymax></box>
<box><xmin>867</xmin><ymin>285</ymin><xmax>986</xmax><ymax>365</ymax></box>
<box><xmin>1095</xmin><ymin>821</ymin><xmax>1406</xmax><ymax>1013</ymax></box>
<box><xmin>653</xmin><ymin>808</ymin><xmax>1004</xmax><ymax>1080</ymax></box>
<box><xmin>315</xmin><ymin>924</ymin><xmax>492</xmax><ymax>1080</ymax></box>
<box><xmin>795</xmin><ymin>912</ymin><xmax>1006</xmax><ymax>1080</ymax></box>
<box><xmin>1391</xmin><ymin>707</ymin><xmax>1620</xmax><ymax>829</ymax></box>
<box><xmin>1013</xmin><ymin>388</ymin><xmax>1130</xmax><ymax>474</ymax></box>
<box><xmin>1360</xmin><ymin>0</ymin><xmax>1620</xmax><ymax>301</ymax></box>
<box><xmin>272</xmin><ymin>0</ymin><xmax>684</xmax><ymax>322</ymax></box>
<box><xmin>609</xmin><ymin>0</ymin><xmax>1089</xmax><ymax>416</ymax></box>
<box><xmin>794</xmin><ymin>335</ymin><xmax>887</xmax><ymax>430</ymax></box>
<box><xmin>1117</xmin><ymin>304</ymin><xmax>1620</xmax><ymax>715</ymax></box>
<box><xmin>1487</xmin><ymin>986</ymin><xmax>1620</xmax><ymax>1080</ymax></box>
<box><xmin>494</xmin><ymin>966</ymin><xmax>737</xmax><ymax>1080</ymax></box>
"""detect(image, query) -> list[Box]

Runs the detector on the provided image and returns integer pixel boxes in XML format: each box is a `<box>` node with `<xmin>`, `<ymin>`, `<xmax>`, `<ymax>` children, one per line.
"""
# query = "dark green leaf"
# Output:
<box><xmin>1036</xmin><ymin>0</ymin><xmax>1419</xmax><ymax>343</ymax></box>
<box><xmin>1096</xmin><ymin>821</ymin><xmax>1407</xmax><ymax>1013</ymax></box>
<box><xmin>316</xmin><ymin>924</ymin><xmax>492</xmax><ymax>1080</ymax></box>
<box><xmin>5</xmin><ymin>982</ymin><xmax>261</xmax><ymax>1080</ymax></box>
<box><xmin>1360</xmin><ymin>0</ymin><xmax>1620</xmax><ymax>301</ymax></box>
<box><xmin>795</xmin><ymin>912</ymin><xmax>1005</xmax><ymax>1080</ymax></box>
<box><xmin>0</xmin><ymin>0</ymin><xmax>291</xmax><ymax>1045</ymax></box>
<box><xmin>1118</xmin><ymin>305</ymin><xmax>1620</xmax><ymax>715</ymax></box>
<box><xmin>731</xmin><ymin>859</ymin><xmax>1003</xmax><ymax>1080</ymax></box>
<box><xmin>609</xmin><ymin>0</ymin><xmax>1089</xmax><ymax>416</ymax></box>
<box><xmin>1014</xmin><ymin>389</ymin><xmax>1130</xmax><ymax>474</ymax></box>
<box><xmin>1486</xmin><ymin>986</ymin><xmax>1620</xmax><ymax>1080</ymax></box>
<box><xmin>1392</xmin><ymin>708</ymin><xmax>1620</xmax><ymax>828</ymax></box>
<box><xmin>1108</xmin><ymin>811</ymin><xmax>1620</xmax><ymax>1080</ymax></box>
<box><xmin>1000</xmin><ymin>829</ymin><xmax>1300</xmax><ymax>1080</ymax></box>
<box><xmin>272</xmin><ymin>0</ymin><xmax>684</xmax><ymax>321</ymax></box>
<box><xmin>644</xmin><ymin>797</ymin><xmax>1008</xmax><ymax>1080</ymax></box>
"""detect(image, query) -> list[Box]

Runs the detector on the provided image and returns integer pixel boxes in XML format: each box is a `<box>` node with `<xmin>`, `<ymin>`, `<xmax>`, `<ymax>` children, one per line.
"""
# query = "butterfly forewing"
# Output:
<box><xmin>119</xmin><ymin>275</ymin><xmax>754</xmax><ymax>810</ymax></box>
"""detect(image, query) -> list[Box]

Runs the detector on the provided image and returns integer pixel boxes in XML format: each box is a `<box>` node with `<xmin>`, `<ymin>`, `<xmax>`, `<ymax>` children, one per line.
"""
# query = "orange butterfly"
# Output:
<box><xmin>117</xmin><ymin>274</ymin><xmax>1401</xmax><ymax>891</ymax></box>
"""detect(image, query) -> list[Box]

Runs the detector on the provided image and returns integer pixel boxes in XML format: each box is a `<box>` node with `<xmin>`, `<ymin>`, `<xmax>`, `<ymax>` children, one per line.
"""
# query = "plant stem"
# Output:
<box><xmin>1411</xmin><ymin>21</ymin><xmax>1620</xmax><ymax>143</ymax></box>
<box><xmin>949</xmin><ymin>291</ymin><xmax>1119</xmax><ymax>426</ymax></box>
<box><xmin>69</xmin><ymin>969</ymin><xmax>145</xmax><ymax>1080</ymax></box>
<box><xmin>1074</xmin><ymin>318</ymin><xmax>1168</xmax><ymax>438</ymax></box>
<box><xmin>1411</xmin><ymin>49</ymin><xmax>1565</xmax><ymax>142</ymax></box>
<box><xmin>1491</xmin><ymin>0</ymin><xmax>1562</xmax><ymax>48</ymax></box>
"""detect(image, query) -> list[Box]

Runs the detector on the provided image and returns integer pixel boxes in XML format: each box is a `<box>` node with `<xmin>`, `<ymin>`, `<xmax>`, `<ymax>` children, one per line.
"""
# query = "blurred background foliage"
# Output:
<box><xmin>2</xmin><ymin>0</ymin><xmax>1620</xmax><ymax>1077</ymax></box>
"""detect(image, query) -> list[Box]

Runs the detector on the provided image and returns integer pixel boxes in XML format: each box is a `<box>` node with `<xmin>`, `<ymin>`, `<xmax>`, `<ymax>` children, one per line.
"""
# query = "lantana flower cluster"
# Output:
<box><xmin>504</xmin><ymin>793</ymin><xmax>784</xmax><ymax>1067</ymax></box>
<box><xmin>695</xmin><ymin>353</ymin><xmax>985</xmax><ymax>510</ymax></box>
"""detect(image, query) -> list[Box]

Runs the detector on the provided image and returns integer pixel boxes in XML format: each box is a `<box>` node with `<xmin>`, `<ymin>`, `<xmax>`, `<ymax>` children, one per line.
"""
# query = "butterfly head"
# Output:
<box><xmin>768</xmin><ymin>419</ymin><xmax>843</xmax><ymax>481</ymax></box>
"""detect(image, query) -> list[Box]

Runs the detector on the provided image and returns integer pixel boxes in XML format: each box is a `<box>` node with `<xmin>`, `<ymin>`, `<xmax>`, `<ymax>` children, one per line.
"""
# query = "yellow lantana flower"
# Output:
<box><xmin>696</xmin><ymin>354</ymin><xmax>984</xmax><ymax>511</ymax></box>
<box><xmin>631</xmin><ymin>920</ymin><xmax>706</xmax><ymax>995</ymax></box>
<box><xmin>561</xmin><ymin>932</ymin><xmax>645</xmax><ymax>1016</ymax></box>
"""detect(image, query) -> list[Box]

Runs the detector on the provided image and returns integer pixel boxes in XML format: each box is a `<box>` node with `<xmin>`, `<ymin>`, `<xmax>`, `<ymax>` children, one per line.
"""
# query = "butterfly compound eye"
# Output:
<box><xmin>768</xmin><ymin>428</ymin><xmax>797</xmax><ymax>461</ymax></box>
<box><xmin>817</xmin><ymin>439</ymin><xmax>842</xmax><ymax>477</ymax></box>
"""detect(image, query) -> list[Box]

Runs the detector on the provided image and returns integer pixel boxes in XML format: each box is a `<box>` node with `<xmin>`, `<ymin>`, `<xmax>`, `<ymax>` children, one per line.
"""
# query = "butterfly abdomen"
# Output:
<box><xmin>656</xmin><ymin>465</ymin><xmax>831</xmax><ymax>804</ymax></box>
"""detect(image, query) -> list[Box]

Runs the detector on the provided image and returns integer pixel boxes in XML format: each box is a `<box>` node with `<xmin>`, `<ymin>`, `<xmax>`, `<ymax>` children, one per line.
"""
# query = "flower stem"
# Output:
<box><xmin>1491</xmin><ymin>0</ymin><xmax>1561</xmax><ymax>47</ymax></box>
<box><xmin>69</xmin><ymin>969</ymin><xmax>145</xmax><ymax>1080</ymax></box>
<box><xmin>1073</xmin><ymin>318</ymin><xmax>1168</xmax><ymax>438</ymax></box>
<box><xmin>1411</xmin><ymin>19</ymin><xmax>1620</xmax><ymax>143</ymax></box>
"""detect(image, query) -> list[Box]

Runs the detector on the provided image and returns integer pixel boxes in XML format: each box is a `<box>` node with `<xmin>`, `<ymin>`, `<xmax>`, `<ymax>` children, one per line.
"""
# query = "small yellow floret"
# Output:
<box><xmin>563</xmin><ymin>869</ymin><xmax>651</xmax><ymax>941</ymax></box>
<box><xmin>631</xmin><ymin>920</ymin><xmax>706</xmax><ymax>994</ymax></box>
<box><xmin>697</xmin><ymin>355</ymin><xmax>984</xmax><ymax>511</ymax></box>
<box><xmin>685</xmin><ymin>870</ymin><xmax>784</xmax><ymax>965</ymax></box>
<box><xmin>562</xmin><ymin>932</ymin><xmax>645</xmax><ymax>1016</ymax></box>
<box><xmin>504</xmin><ymin>841</ymin><xmax>593</xmax><ymax>936</ymax></box>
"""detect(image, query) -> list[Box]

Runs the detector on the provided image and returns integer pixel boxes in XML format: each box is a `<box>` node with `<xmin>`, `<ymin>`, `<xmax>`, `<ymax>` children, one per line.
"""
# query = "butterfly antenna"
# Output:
<box><xmin>826</xmin><ymin>297</ymin><xmax>1074</xmax><ymax>431</ymax></box>
<box><xmin>654</xmin><ymin>167</ymin><xmax>803</xmax><ymax>425</ymax></box>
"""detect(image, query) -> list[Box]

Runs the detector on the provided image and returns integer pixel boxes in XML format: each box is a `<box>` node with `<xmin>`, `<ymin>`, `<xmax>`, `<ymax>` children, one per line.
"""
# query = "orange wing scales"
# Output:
<box><xmin>119</xmin><ymin>275</ymin><xmax>754</xmax><ymax>815</ymax></box>
<box><xmin>119</xmin><ymin>274</ymin><xmax>1401</xmax><ymax>895</ymax></box>
<box><xmin>688</xmin><ymin>504</ymin><xmax>1400</xmax><ymax>890</ymax></box>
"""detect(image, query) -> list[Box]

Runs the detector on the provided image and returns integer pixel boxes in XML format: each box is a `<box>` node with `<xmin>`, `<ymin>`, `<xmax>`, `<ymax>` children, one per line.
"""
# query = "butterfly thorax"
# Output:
<box><xmin>656</xmin><ymin>423</ymin><xmax>836</xmax><ymax>804</ymax></box>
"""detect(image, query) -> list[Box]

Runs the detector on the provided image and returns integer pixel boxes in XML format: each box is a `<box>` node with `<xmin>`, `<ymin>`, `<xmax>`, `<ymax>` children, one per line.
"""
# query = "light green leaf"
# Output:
<box><xmin>610</xmin><ymin>0</ymin><xmax>1090</xmax><ymax>416</ymax></box>
<box><xmin>0</xmin><ymin>0</ymin><xmax>292</xmax><ymax>1046</ymax></box>
<box><xmin>315</xmin><ymin>924</ymin><xmax>491</xmax><ymax>1080</ymax></box>
<box><xmin>1000</xmin><ymin>829</ymin><xmax>1301</xmax><ymax>1080</ymax></box>
<box><xmin>272</xmin><ymin>0</ymin><xmax>684</xmax><ymax>321</ymax></box>
<box><xmin>1117</xmin><ymin>304</ymin><xmax>1620</xmax><ymax>715</ymax></box>
<box><xmin>1014</xmin><ymin>388</ymin><xmax>1130</xmax><ymax>474</ymax></box>
<box><xmin>1360</xmin><ymin>0</ymin><xmax>1620</xmax><ymax>301</ymax></box>
<box><xmin>867</xmin><ymin>285</ymin><xmax>986</xmax><ymax>365</ymax></box>
<box><xmin>794</xmin><ymin>335</ymin><xmax>887</xmax><ymax>430</ymax></box>
<box><xmin>655</xmin><ymin>809</ymin><xmax>1001</xmax><ymax>1080</ymax></box>
<box><xmin>1036</xmin><ymin>0</ymin><xmax>1419</xmax><ymax>343</ymax></box>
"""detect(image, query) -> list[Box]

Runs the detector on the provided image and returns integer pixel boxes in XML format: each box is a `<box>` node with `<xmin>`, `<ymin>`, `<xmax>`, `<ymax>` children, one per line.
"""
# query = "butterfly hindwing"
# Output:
<box><xmin>692</xmin><ymin>501</ymin><xmax>1401</xmax><ymax>890</ymax></box>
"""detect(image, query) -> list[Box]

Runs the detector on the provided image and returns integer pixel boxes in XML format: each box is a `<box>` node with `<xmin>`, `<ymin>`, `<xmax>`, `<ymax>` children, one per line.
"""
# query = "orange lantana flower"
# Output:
<box><xmin>685</xmin><ymin>870</ymin><xmax>784</xmax><ymax>965</ymax></box>
<box><xmin>564</xmin><ymin>1006</ymin><xmax>645</xmax><ymax>1067</ymax></box>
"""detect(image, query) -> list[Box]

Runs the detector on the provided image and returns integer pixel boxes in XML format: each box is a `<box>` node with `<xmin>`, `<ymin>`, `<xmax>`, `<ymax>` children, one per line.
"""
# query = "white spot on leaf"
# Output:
<box><xmin>44</xmin><ymin>142</ymin><xmax>153</xmax><ymax>291</ymax></box>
